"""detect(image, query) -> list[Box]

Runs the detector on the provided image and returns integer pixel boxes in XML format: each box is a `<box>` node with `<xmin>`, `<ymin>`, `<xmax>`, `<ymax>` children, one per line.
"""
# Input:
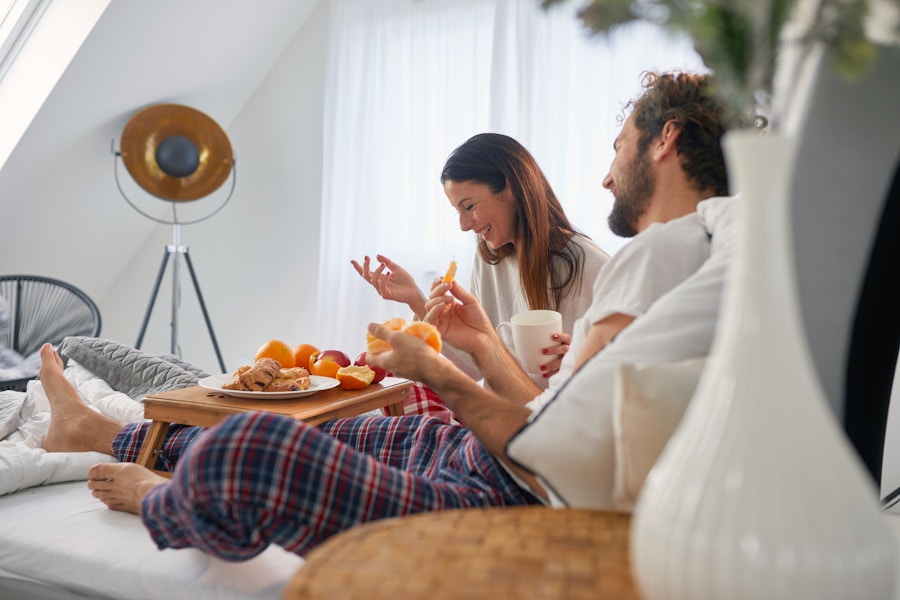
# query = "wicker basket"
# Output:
<box><xmin>284</xmin><ymin>506</ymin><xmax>638</xmax><ymax>599</ymax></box>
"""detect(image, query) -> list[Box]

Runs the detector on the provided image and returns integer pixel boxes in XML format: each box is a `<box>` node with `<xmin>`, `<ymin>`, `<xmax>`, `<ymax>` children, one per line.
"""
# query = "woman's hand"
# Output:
<box><xmin>538</xmin><ymin>332</ymin><xmax>570</xmax><ymax>379</ymax></box>
<box><xmin>350</xmin><ymin>254</ymin><xmax>427</xmax><ymax>318</ymax></box>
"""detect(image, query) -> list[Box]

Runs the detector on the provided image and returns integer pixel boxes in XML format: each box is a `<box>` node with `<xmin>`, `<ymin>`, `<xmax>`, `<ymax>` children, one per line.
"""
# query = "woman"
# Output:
<box><xmin>352</xmin><ymin>133</ymin><xmax>608</xmax><ymax>402</ymax></box>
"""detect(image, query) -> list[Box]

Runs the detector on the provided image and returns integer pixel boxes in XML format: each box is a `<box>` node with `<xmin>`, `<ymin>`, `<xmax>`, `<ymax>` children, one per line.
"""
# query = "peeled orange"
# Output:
<box><xmin>308</xmin><ymin>352</ymin><xmax>337</xmax><ymax>378</ymax></box>
<box><xmin>366</xmin><ymin>317</ymin><xmax>406</xmax><ymax>354</ymax></box>
<box><xmin>254</xmin><ymin>339</ymin><xmax>295</xmax><ymax>369</ymax></box>
<box><xmin>366</xmin><ymin>318</ymin><xmax>442</xmax><ymax>354</ymax></box>
<box><xmin>336</xmin><ymin>365</ymin><xmax>375</xmax><ymax>390</ymax></box>
<box><xmin>403</xmin><ymin>321</ymin><xmax>442</xmax><ymax>353</ymax></box>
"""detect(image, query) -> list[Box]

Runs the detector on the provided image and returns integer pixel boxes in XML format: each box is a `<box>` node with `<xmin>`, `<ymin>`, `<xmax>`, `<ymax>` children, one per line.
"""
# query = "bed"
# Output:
<box><xmin>3</xmin><ymin>327</ymin><xmax>897</xmax><ymax>598</ymax></box>
<box><xmin>0</xmin><ymin>337</ymin><xmax>304</xmax><ymax>599</ymax></box>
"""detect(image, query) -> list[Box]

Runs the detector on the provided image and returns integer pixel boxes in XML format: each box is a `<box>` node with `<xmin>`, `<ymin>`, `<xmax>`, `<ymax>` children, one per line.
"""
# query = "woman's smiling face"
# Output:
<box><xmin>444</xmin><ymin>179</ymin><xmax>517</xmax><ymax>249</ymax></box>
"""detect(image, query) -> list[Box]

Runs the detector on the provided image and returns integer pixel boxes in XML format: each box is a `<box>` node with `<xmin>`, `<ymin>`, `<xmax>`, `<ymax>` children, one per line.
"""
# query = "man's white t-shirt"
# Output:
<box><xmin>508</xmin><ymin>196</ymin><xmax>737</xmax><ymax>508</ymax></box>
<box><xmin>528</xmin><ymin>209</ymin><xmax>713</xmax><ymax>411</ymax></box>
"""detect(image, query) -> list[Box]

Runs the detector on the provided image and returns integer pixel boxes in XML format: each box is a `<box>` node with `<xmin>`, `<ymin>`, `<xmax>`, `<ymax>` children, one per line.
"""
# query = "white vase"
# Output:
<box><xmin>629</xmin><ymin>130</ymin><xmax>896</xmax><ymax>600</ymax></box>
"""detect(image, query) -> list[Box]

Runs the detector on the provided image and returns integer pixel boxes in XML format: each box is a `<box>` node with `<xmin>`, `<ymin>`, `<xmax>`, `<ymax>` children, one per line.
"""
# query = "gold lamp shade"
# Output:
<box><xmin>119</xmin><ymin>104</ymin><xmax>234</xmax><ymax>202</ymax></box>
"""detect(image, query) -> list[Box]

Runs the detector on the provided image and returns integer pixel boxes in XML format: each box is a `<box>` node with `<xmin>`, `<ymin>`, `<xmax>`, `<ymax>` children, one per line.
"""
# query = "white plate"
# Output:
<box><xmin>198</xmin><ymin>373</ymin><xmax>340</xmax><ymax>399</ymax></box>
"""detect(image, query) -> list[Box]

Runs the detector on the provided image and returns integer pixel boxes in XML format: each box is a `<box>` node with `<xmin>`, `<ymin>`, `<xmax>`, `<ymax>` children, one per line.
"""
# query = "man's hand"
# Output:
<box><xmin>423</xmin><ymin>279</ymin><xmax>497</xmax><ymax>355</ymax></box>
<box><xmin>364</xmin><ymin>320</ymin><xmax>448</xmax><ymax>385</ymax></box>
<box><xmin>366</xmin><ymin>320</ymin><xmax>548</xmax><ymax>502</ymax></box>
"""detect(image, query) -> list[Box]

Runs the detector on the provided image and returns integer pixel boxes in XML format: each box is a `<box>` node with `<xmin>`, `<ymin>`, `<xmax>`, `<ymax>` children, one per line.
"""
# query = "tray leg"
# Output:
<box><xmin>135</xmin><ymin>420</ymin><xmax>170</xmax><ymax>470</ymax></box>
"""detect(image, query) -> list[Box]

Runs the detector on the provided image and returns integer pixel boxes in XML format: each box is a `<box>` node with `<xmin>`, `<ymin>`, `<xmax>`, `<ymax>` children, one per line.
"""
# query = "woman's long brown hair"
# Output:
<box><xmin>440</xmin><ymin>133</ymin><xmax>587</xmax><ymax>311</ymax></box>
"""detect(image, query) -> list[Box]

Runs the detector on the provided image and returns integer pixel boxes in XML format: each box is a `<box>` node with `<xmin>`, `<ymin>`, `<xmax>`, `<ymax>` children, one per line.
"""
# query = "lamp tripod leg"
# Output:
<box><xmin>182</xmin><ymin>249</ymin><xmax>227</xmax><ymax>373</ymax></box>
<box><xmin>136</xmin><ymin>249</ymin><xmax>171</xmax><ymax>350</ymax></box>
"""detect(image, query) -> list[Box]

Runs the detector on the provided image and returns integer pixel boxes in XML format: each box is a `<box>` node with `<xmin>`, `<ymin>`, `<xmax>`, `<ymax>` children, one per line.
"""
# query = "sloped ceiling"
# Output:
<box><xmin>0</xmin><ymin>0</ymin><xmax>321</xmax><ymax>299</ymax></box>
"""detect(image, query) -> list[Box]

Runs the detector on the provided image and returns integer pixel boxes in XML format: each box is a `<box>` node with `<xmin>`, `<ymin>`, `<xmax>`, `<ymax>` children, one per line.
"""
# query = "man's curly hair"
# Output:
<box><xmin>625</xmin><ymin>71</ymin><xmax>731</xmax><ymax>197</ymax></box>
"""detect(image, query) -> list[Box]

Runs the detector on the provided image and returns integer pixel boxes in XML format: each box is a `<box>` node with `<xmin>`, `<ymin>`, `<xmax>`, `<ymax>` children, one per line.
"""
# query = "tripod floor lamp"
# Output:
<box><xmin>113</xmin><ymin>103</ymin><xmax>235</xmax><ymax>373</ymax></box>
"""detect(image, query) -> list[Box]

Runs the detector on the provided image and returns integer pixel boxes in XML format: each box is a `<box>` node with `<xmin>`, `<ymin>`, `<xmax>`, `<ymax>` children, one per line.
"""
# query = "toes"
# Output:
<box><xmin>89</xmin><ymin>462</ymin><xmax>121</xmax><ymax>480</ymax></box>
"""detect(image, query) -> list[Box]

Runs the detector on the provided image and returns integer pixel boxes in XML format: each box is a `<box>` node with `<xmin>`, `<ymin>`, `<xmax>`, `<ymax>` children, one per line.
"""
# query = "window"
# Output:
<box><xmin>0</xmin><ymin>0</ymin><xmax>47</xmax><ymax>82</ymax></box>
<box><xmin>317</xmin><ymin>0</ymin><xmax>706</xmax><ymax>353</ymax></box>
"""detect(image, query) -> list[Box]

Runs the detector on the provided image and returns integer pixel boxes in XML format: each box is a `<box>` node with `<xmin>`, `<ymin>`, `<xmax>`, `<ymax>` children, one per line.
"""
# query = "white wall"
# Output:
<box><xmin>100</xmin><ymin>1</ymin><xmax>330</xmax><ymax>374</ymax></box>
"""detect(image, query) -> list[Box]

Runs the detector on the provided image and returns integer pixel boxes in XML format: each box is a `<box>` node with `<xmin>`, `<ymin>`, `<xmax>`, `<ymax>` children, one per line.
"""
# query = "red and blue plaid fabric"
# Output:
<box><xmin>114</xmin><ymin>422</ymin><xmax>202</xmax><ymax>471</ymax></box>
<box><xmin>120</xmin><ymin>412</ymin><xmax>538</xmax><ymax>559</ymax></box>
<box><xmin>380</xmin><ymin>381</ymin><xmax>461</xmax><ymax>424</ymax></box>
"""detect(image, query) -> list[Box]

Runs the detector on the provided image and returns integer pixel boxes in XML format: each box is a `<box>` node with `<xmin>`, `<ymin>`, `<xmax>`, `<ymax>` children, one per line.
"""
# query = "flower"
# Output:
<box><xmin>541</xmin><ymin>0</ymin><xmax>880</xmax><ymax>129</ymax></box>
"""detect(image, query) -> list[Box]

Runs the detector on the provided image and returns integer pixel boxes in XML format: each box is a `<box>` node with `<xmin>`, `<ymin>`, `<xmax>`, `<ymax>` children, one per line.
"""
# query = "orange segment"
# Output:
<box><xmin>254</xmin><ymin>339</ymin><xmax>296</xmax><ymax>369</ymax></box>
<box><xmin>403</xmin><ymin>321</ymin><xmax>442</xmax><ymax>353</ymax></box>
<box><xmin>336</xmin><ymin>365</ymin><xmax>376</xmax><ymax>390</ymax></box>
<box><xmin>366</xmin><ymin>317</ymin><xmax>406</xmax><ymax>354</ymax></box>
<box><xmin>443</xmin><ymin>260</ymin><xmax>457</xmax><ymax>283</ymax></box>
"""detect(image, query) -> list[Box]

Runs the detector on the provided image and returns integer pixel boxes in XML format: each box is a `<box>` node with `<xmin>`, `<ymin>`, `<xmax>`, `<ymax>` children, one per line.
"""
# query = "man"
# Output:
<box><xmin>42</xmin><ymin>71</ymin><xmax>732</xmax><ymax>559</ymax></box>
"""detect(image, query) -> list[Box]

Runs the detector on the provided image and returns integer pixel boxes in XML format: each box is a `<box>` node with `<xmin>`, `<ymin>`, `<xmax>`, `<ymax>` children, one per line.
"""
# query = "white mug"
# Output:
<box><xmin>496</xmin><ymin>310</ymin><xmax>563</xmax><ymax>375</ymax></box>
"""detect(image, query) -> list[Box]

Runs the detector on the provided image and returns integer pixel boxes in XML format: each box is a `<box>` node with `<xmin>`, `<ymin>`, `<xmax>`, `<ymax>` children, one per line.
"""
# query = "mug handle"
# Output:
<box><xmin>496</xmin><ymin>321</ymin><xmax>516</xmax><ymax>354</ymax></box>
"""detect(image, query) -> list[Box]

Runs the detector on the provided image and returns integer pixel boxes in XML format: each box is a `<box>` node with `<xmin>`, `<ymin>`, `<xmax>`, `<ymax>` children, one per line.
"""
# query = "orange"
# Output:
<box><xmin>443</xmin><ymin>259</ymin><xmax>457</xmax><ymax>283</ymax></box>
<box><xmin>309</xmin><ymin>353</ymin><xmax>341</xmax><ymax>378</ymax></box>
<box><xmin>254</xmin><ymin>339</ymin><xmax>295</xmax><ymax>369</ymax></box>
<box><xmin>403</xmin><ymin>321</ymin><xmax>442</xmax><ymax>353</ymax></box>
<box><xmin>366</xmin><ymin>318</ymin><xmax>442</xmax><ymax>354</ymax></box>
<box><xmin>336</xmin><ymin>365</ymin><xmax>375</xmax><ymax>390</ymax></box>
<box><xmin>292</xmin><ymin>343</ymin><xmax>319</xmax><ymax>372</ymax></box>
<box><xmin>366</xmin><ymin>317</ymin><xmax>406</xmax><ymax>354</ymax></box>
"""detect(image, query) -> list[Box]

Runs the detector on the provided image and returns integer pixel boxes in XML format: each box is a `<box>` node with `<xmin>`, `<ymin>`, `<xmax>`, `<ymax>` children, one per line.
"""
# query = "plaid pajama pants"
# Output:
<box><xmin>379</xmin><ymin>381</ymin><xmax>461</xmax><ymax>424</ymax></box>
<box><xmin>113</xmin><ymin>413</ymin><xmax>538</xmax><ymax>560</ymax></box>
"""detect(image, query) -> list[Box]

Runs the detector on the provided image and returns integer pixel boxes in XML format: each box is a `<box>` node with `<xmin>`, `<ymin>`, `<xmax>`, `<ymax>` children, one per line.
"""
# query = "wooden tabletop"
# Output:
<box><xmin>135</xmin><ymin>377</ymin><xmax>413</xmax><ymax>471</ymax></box>
<box><xmin>141</xmin><ymin>376</ymin><xmax>413</xmax><ymax>428</ymax></box>
<box><xmin>283</xmin><ymin>506</ymin><xmax>639</xmax><ymax>599</ymax></box>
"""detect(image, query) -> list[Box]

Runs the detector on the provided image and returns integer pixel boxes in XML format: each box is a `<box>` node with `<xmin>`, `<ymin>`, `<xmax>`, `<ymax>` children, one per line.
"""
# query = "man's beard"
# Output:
<box><xmin>607</xmin><ymin>149</ymin><xmax>655</xmax><ymax>238</ymax></box>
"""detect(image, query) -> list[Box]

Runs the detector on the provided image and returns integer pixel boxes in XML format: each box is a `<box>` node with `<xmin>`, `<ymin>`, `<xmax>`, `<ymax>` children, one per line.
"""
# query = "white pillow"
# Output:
<box><xmin>612</xmin><ymin>357</ymin><xmax>707</xmax><ymax>511</ymax></box>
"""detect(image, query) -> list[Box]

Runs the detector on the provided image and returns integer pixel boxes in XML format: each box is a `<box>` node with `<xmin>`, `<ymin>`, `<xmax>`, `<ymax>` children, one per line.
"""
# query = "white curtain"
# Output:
<box><xmin>317</xmin><ymin>0</ymin><xmax>704</xmax><ymax>356</ymax></box>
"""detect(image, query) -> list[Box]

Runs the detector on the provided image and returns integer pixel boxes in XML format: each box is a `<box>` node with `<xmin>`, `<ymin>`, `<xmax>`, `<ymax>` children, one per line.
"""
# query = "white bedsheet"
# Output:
<box><xmin>0</xmin><ymin>481</ymin><xmax>304</xmax><ymax>599</ymax></box>
<box><xmin>0</xmin><ymin>362</ymin><xmax>305</xmax><ymax>599</ymax></box>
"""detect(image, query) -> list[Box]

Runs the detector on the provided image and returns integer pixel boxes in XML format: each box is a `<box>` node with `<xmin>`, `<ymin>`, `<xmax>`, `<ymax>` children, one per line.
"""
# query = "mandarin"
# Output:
<box><xmin>254</xmin><ymin>339</ymin><xmax>296</xmax><ymax>369</ymax></box>
<box><xmin>308</xmin><ymin>351</ymin><xmax>337</xmax><ymax>378</ymax></box>
<box><xmin>366</xmin><ymin>318</ymin><xmax>442</xmax><ymax>354</ymax></box>
<box><xmin>403</xmin><ymin>321</ymin><xmax>442</xmax><ymax>353</ymax></box>
<box><xmin>366</xmin><ymin>317</ymin><xmax>406</xmax><ymax>354</ymax></box>
<box><xmin>336</xmin><ymin>365</ymin><xmax>376</xmax><ymax>390</ymax></box>
<box><xmin>292</xmin><ymin>343</ymin><xmax>320</xmax><ymax>372</ymax></box>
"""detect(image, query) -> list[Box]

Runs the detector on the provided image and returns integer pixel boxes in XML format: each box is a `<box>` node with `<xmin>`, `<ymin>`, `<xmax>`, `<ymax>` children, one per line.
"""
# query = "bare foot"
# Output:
<box><xmin>39</xmin><ymin>343</ymin><xmax>123</xmax><ymax>455</ymax></box>
<box><xmin>87</xmin><ymin>462</ymin><xmax>168</xmax><ymax>514</ymax></box>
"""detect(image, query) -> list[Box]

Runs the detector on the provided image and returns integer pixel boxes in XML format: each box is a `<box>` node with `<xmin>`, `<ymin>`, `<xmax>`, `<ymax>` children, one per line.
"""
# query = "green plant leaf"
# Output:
<box><xmin>539</xmin><ymin>0</ymin><xmax>876</xmax><ymax>129</ymax></box>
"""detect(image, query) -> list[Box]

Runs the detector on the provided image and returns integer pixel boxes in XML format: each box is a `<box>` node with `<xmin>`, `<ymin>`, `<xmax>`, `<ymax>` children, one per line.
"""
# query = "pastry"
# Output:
<box><xmin>223</xmin><ymin>360</ymin><xmax>311</xmax><ymax>392</ymax></box>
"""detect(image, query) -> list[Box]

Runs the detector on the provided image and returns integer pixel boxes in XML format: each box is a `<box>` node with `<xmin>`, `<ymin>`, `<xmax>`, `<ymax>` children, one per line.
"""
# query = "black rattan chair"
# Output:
<box><xmin>0</xmin><ymin>275</ymin><xmax>101</xmax><ymax>392</ymax></box>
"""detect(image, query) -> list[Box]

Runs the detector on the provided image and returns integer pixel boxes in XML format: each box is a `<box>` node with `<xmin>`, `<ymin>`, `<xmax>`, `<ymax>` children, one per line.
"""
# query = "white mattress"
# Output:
<box><xmin>0</xmin><ymin>481</ymin><xmax>304</xmax><ymax>599</ymax></box>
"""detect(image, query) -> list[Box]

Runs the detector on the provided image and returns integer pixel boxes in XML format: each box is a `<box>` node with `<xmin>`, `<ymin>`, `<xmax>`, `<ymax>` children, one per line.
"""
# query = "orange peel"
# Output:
<box><xmin>336</xmin><ymin>365</ymin><xmax>376</xmax><ymax>390</ymax></box>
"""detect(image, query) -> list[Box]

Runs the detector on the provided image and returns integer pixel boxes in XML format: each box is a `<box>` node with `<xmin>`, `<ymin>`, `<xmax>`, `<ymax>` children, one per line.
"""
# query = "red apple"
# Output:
<box><xmin>355</xmin><ymin>351</ymin><xmax>387</xmax><ymax>383</ymax></box>
<box><xmin>318</xmin><ymin>349</ymin><xmax>351</xmax><ymax>367</ymax></box>
<box><xmin>309</xmin><ymin>349</ymin><xmax>353</xmax><ymax>378</ymax></box>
